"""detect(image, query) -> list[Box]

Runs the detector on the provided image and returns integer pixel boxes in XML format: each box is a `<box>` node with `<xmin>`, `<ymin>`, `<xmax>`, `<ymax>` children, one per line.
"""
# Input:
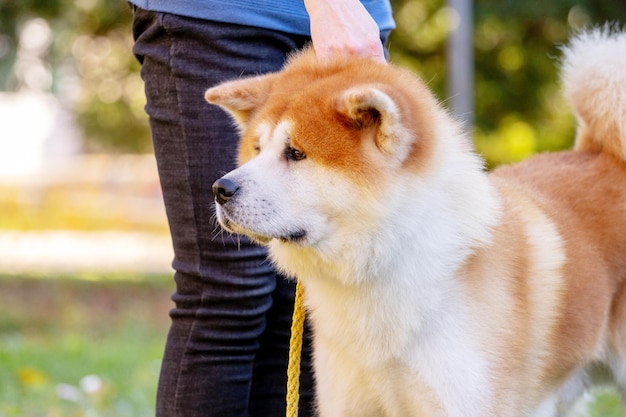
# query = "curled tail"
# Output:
<box><xmin>561</xmin><ymin>25</ymin><xmax>626</xmax><ymax>161</ymax></box>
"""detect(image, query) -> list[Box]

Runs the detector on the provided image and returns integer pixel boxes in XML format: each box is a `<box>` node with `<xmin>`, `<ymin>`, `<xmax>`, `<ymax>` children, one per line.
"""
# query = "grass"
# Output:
<box><xmin>0</xmin><ymin>155</ymin><xmax>171</xmax><ymax>415</ymax></box>
<box><xmin>0</xmin><ymin>273</ymin><xmax>172</xmax><ymax>417</ymax></box>
<box><xmin>587</xmin><ymin>389</ymin><xmax>625</xmax><ymax>417</ymax></box>
<box><xmin>0</xmin><ymin>273</ymin><xmax>623</xmax><ymax>417</ymax></box>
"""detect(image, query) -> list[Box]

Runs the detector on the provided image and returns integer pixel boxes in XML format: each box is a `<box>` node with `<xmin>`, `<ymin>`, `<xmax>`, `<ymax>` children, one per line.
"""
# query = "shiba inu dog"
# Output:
<box><xmin>207</xmin><ymin>28</ymin><xmax>626</xmax><ymax>417</ymax></box>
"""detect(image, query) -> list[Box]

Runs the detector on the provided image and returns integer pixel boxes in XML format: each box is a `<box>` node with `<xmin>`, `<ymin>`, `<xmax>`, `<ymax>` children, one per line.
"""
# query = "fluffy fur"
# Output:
<box><xmin>207</xmin><ymin>27</ymin><xmax>626</xmax><ymax>417</ymax></box>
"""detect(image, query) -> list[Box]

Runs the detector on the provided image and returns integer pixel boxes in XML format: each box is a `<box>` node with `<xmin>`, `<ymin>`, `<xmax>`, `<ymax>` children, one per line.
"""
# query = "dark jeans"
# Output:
<box><xmin>131</xmin><ymin>8</ymin><xmax>315</xmax><ymax>417</ymax></box>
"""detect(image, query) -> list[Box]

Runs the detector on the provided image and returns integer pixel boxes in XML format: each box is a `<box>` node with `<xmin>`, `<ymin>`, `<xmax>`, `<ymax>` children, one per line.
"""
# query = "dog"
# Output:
<box><xmin>206</xmin><ymin>27</ymin><xmax>626</xmax><ymax>417</ymax></box>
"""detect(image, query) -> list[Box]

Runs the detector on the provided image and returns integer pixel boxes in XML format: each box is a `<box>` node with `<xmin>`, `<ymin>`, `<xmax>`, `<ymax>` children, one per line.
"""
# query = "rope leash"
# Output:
<box><xmin>286</xmin><ymin>280</ymin><xmax>305</xmax><ymax>417</ymax></box>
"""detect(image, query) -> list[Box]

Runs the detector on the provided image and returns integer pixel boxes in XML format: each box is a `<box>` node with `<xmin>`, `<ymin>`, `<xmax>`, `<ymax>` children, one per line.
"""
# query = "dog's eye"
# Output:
<box><xmin>285</xmin><ymin>146</ymin><xmax>306</xmax><ymax>161</ymax></box>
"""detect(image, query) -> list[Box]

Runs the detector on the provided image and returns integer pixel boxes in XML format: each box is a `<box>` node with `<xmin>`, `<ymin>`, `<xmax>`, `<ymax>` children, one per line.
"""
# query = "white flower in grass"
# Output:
<box><xmin>56</xmin><ymin>383</ymin><xmax>82</xmax><ymax>402</ymax></box>
<box><xmin>80</xmin><ymin>374</ymin><xmax>103</xmax><ymax>394</ymax></box>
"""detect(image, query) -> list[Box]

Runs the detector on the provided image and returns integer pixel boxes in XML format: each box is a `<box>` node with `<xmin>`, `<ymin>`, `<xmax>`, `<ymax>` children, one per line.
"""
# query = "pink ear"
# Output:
<box><xmin>205</xmin><ymin>73</ymin><xmax>275</xmax><ymax>126</ymax></box>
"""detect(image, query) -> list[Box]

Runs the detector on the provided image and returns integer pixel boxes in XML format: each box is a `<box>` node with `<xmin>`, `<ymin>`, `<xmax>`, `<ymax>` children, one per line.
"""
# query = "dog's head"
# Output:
<box><xmin>206</xmin><ymin>49</ymin><xmax>451</xmax><ymax>252</ymax></box>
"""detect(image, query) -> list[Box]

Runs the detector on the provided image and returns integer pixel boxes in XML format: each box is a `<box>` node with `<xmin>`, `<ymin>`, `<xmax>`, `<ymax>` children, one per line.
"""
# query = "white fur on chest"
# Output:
<box><xmin>297</xmin><ymin>264</ymin><xmax>492</xmax><ymax>417</ymax></box>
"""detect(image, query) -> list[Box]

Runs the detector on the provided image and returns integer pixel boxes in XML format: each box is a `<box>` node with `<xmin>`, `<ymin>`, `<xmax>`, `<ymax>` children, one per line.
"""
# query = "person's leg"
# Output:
<box><xmin>131</xmin><ymin>8</ymin><xmax>313</xmax><ymax>417</ymax></box>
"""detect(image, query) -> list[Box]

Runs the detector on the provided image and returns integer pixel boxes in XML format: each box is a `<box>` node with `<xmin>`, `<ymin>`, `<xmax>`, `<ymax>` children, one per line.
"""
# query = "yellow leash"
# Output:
<box><xmin>286</xmin><ymin>280</ymin><xmax>305</xmax><ymax>417</ymax></box>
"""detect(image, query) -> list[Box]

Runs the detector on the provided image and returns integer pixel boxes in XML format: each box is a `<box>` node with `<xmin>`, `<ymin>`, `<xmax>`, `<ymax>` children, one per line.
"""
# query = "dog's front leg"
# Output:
<box><xmin>313</xmin><ymin>344</ymin><xmax>386</xmax><ymax>417</ymax></box>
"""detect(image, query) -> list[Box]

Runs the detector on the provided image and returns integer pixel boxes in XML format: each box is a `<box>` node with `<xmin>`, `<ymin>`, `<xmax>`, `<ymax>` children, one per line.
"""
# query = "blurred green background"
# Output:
<box><xmin>0</xmin><ymin>1</ymin><xmax>625</xmax><ymax>416</ymax></box>
<box><xmin>1</xmin><ymin>0</ymin><xmax>624</xmax><ymax>163</ymax></box>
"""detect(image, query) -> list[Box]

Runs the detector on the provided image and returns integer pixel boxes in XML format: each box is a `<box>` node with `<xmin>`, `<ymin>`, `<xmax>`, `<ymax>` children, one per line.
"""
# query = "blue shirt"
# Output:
<box><xmin>128</xmin><ymin>0</ymin><xmax>395</xmax><ymax>36</ymax></box>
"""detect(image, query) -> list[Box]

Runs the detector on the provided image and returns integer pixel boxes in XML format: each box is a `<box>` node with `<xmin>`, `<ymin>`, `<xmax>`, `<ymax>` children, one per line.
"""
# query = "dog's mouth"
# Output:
<box><xmin>218</xmin><ymin>214</ymin><xmax>307</xmax><ymax>245</ymax></box>
<box><xmin>278</xmin><ymin>230</ymin><xmax>307</xmax><ymax>243</ymax></box>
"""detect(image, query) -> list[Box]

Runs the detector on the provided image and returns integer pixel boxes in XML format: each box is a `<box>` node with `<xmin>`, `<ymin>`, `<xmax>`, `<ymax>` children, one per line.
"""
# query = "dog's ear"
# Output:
<box><xmin>335</xmin><ymin>86</ymin><xmax>411</xmax><ymax>159</ymax></box>
<box><xmin>205</xmin><ymin>74</ymin><xmax>275</xmax><ymax>127</ymax></box>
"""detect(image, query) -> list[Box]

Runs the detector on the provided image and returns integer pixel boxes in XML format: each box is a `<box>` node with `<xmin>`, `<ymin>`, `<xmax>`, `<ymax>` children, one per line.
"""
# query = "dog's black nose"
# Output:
<box><xmin>212</xmin><ymin>177</ymin><xmax>240</xmax><ymax>205</ymax></box>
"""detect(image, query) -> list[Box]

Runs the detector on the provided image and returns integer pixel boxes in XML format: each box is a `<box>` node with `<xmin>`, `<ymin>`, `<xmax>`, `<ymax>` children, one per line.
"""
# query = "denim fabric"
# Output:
<box><xmin>131</xmin><ymin>8</ymin><xmax>315</xmax><ymax>417</ymax></box>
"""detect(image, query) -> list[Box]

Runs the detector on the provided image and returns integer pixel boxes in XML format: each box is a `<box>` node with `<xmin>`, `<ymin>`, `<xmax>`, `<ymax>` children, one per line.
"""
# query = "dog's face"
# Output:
<box><xmin>207</xmin><ymin>51</ymin><xmax>441</xmax><ymax>253</ymax></box>
<box><xmin>211</xmin><ymin>117</ymin><xmax>346</xmax><ymax>246</ymax></box>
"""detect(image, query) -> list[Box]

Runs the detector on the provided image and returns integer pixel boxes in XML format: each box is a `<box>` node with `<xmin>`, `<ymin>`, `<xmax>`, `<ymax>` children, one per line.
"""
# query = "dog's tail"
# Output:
<box><xmin>561</xmin><ymin>25</ymin><xmax>626</xmax><ymax>161</ymax></box>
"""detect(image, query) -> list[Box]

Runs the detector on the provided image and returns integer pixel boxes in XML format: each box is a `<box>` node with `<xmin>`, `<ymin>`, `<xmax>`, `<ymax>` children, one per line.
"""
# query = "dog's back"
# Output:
<box><xmin>487</xmin><ymin>27</ymin><xmax>626</xmax><ymax>412</ymax></box>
